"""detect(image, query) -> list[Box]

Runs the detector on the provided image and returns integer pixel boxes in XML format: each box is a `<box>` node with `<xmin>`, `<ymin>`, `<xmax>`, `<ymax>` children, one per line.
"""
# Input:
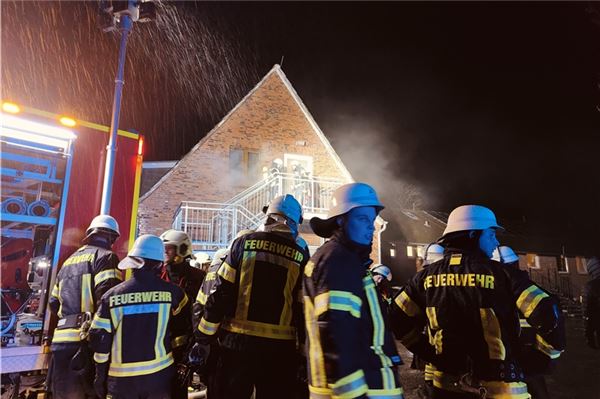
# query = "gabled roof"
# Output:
<box><xmin>141</xmin><ymin>64</ymin><xmax>353</xmax><ymax>202</ymax></box>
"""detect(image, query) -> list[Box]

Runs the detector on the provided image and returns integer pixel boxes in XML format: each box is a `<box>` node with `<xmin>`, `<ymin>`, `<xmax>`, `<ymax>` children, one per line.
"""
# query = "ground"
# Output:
<box><xmin>396</xmin><ymin>317</ymin><xmax>600</xmax><ymax>399</ymax></box>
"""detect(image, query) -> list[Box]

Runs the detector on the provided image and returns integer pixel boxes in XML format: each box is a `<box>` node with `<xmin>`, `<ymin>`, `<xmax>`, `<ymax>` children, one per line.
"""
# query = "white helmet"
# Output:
<box><xmin>310</xmin><ymin>182</ymin><xmax>383</xmax><ymax>238</ymax></box>
<box><xmin>85</xmin><ymin>214</ymin><xmax>120</xmax><ymax>241</ymax></box>
<box><xmin>492</xmin><ymin>246</ymin><xmax>519</xmax><ymax>264</ymax></box>
<box><xmin>211</xmin><ymin>248</ymin><xmax>229</xmax><ymax>266</ymax></box>
<box><xmin>190</xmin><ymin>252</ymin><xmax>211</xmax><ymax>268</ymax></box>
<box><xmin>441</xmin><ymin>205</ymin><xmax>503</xmax><ymax>239</ymax></box>
<box><xmin>423</xmin><ymin>243</ymin><xmax>444</xmax><ymax>266</ymax></box>
<box><xmin>370</xmin><ymin>264</ymin><xmax>392</xmax><ymax>281</ymax></box>
<box><xmin>262</xmin><ymin>194</ymin><xmax>303</xmax><ymax>225</ymax></box>
<box><xmin>118</xmin><ymin>234</ymin><xmax>164</xmax><ymax>270</ymax></box>
<box><xmin>160</xmin><ymin>229</ymin><xmax>192</xmax><ymax>258</ymax></box>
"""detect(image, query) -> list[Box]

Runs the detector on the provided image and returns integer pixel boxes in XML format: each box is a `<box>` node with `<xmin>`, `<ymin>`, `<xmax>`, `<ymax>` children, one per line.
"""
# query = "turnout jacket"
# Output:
<box><xmin>48</xmin><ymin>242</ymin><xmax>121</xmax><ymax>343</ymax></box>
<box><xmin>303</xmin><ymin>233</ymin><xmax>404</xmax><ymax>399</ymax></box>
<box><xmin>196</xmin><ymin>230</ymin><xmax>309</xmax><ymax>350</ymax></box>
<box><xmin>88</xmin><ymin>269</ymin><xmax>190</xmax><ymax>377</ymax></box>
<box><xmin>161</xmin><ymin>257</ymin><xmax>205</xmax><ymax>304</ymax></box>
<box><xmin>390</xmin><ymin>249</ymin><xmax>561</xmax><ymax>398</ymax></box>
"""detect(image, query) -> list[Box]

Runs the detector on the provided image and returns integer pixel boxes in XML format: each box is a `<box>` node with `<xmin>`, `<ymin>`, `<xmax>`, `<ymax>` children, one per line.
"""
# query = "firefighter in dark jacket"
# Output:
<box><xmin>48</xmin><ymin>214</ymin><xmax>122</xmax><ymax>398</ymax></box>
<box><xmin>585</xmin><ymin>256</ymin><xmax>600</xmax><ymax>349</ymax></box>
<box><xmin>88</xmin><ymin>234</ymin><xmax>191</xmax><ymax>399</ymax></box>
<box><xmin>193</xmin><ymin>194</ymin><xmax>309</xmax><ymax>399</ymax></box>
<box><xmin>159</xmin><ymin>229</ymin><xmax>205</xmax><ymax>397</ymax></box>
<box><xmin>304</xmin><ymin>182</ymin><xmax>404</xmax><ymax>399</ymax></box>
<box><xmin>493</xmin><ymin>246</ymin><xmax>565</xmax><ymax>399</ymax></box>
<box><xmin>390</xmin><ymin>205</ymin><xmax>562</xmax><ymax>399</ymax></box>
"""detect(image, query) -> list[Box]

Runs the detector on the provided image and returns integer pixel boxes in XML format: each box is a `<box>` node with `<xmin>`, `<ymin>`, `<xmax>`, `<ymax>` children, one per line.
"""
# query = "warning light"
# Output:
<box><xmin>2</xmin><ymin>102</ymin><xmax>21</xmax><ymax>114</ymax></box>
<box><xmin>59</xmin><ymin>116</ymin><xmax>77</xmax><ymax>127</ymax></box>
<box><xmin>138</xmin><ymin>136</ymin><xmax>144</xmax><ymax>156</ymax></box>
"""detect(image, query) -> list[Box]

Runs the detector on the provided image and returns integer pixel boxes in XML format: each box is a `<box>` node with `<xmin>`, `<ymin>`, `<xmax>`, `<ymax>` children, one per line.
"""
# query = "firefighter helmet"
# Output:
<box><xmin>370</xmin><ymin>264</ymin><xmax>392</xmax><ymax>281</ymax></box>
<box><xmin>262</xmin><ymin>194</ymin><xmax>303</xmax><ymax>225</ymax></box>
<box><xmin>118</xmin><ymin>234</ymin><xmax>164</xmax><ymax>270</ymax></box>
<box><xmin>160</xmin><ymin>229</ymin><xmax>192</xmax><ymax>258</ymax></box>
<box><xmin>84</xmin><ymin>214</ymin><xmax>120</xmax><ymax>242</ymax></box>
<box><xmin>211</xmin><ymin>248</ymin><xmax>229</xmax><ymax>266</ymax></box>
<box><xmin>492</xmin><ymin>246</ymin><xmax>519</xmax><ymax>264</ymax></box>
<box><xmin>310</xmin><ymin>182</ymin><xmax>383</xmax><ymax>238</ymax></box>
<box><xmin>441</xmin><ymin>205</ymin><xmax>503</xmax><ymax>238</ymax></box>
<box><xmin>423</xmin><ymin>243</ymin><xmax>444</xmax><ymax>266</ymax></box>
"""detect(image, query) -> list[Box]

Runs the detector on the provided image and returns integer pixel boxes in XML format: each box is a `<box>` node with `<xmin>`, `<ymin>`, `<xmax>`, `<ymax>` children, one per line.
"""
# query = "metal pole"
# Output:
<box><xmin>100</xmin><ymin>14</ymin><xmax>133</xmax><ymax>214</ymax></box>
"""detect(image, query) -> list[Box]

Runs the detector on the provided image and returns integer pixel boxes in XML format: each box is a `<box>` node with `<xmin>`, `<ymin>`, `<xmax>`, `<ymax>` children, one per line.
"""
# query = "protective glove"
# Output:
<box><xmin>189</xmin><ymin>342</ymin><xmax>211</xmax><ymax>369</ymax></box>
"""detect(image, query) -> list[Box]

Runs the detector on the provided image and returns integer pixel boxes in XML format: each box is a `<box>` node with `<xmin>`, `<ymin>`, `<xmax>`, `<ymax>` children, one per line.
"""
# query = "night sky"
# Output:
<box><xmin>2</xmin><ymin>2</ymin><xmax>599</xmax><ymax>254</ymax></box>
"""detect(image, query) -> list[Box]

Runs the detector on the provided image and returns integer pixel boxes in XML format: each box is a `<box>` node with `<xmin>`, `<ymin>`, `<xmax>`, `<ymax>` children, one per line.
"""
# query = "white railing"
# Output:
<box><xmin>173</xmin><ymin>173</ymin><xmax>345</xmax><ymax>251</ymax></box>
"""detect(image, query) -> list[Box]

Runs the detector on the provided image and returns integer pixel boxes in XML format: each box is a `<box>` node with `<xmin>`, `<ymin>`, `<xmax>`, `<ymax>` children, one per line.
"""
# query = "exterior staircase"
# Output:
<box><xmin>172</xmin><ymin>172</ymin><xmax>344</xmax><ymax>252</ymax></box>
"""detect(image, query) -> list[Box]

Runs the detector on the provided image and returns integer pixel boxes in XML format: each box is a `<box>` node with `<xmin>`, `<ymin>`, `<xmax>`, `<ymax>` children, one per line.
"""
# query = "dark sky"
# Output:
<box><xmin>2</xmin><ymin>2</ymin><xmax>599</xmax><ymax>253</ymax></box>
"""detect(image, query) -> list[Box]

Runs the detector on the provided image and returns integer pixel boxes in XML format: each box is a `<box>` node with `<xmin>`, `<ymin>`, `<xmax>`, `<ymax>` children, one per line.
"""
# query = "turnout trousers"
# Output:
<box><xmin>106</xmin><ymin>365</ymin><xmax>174</xmax><ymax>399</ymax></box>
<box><xmin>212</xmin><ymin>345</ymin><xmax>296</xmax><ymax>399</ymax></box>
<box><xmin>49</xmin><ymin>343</ymin><xmax>95</xmax><ymax>399</ymax></box>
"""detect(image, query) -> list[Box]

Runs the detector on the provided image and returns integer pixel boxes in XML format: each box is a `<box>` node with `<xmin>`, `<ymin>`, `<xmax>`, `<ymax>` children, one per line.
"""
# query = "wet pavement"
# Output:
<box><xmin>396</xmin><ymin>317</ymin><xmax>600</xmax><ymax>399</ymax></box>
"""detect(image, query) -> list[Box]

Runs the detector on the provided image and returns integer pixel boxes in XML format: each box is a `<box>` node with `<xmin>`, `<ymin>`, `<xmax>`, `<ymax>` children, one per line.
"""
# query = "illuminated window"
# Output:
<box><xmin>229</xmin><ymin>148</ymin><xmax>261</xmax><ymax>186</ymax></box>
<box><xmin>576</xmin><ymin>257</ymin><xmax>587</xmax><ymax>274</ymax></box>
<box><xmin>406</xmin><ymin>246</ymin><xmax>414</xmax><ymax>258</ymax></box>
<box><xmin>557</xmin><ymin>256</ymin><xmax>569</xmax><ymax>273</ymax></box>
<box><xmin>390</xmin><ymin>248</ymin><xmax>396</xmax><ymax>258</ymax></box>
<box><xmin>526</xmin><ymin>254</ymin><xmax>540</xmax><ymax>269</ymax></box>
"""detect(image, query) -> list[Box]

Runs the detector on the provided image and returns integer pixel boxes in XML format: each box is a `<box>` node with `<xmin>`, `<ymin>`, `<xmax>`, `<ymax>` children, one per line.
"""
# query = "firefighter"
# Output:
<box><xmin>88</xmin><ymin>234</ymin><xmax>191</xmax><ymax>399</ymax></box>
<box><xmin>47</xmin><ymin>214</ymin><xmax>122</xmax><ymax>398</ymax></box>
<box><xmin>423</xmin><ymin>243</ymin><xmax>445</xmax><ymax>267</ymax></box>
<box><xmin>492</xmin><ymin>246</ymin><xmax>565</xmax><ymax>399</ymax></box>
<box><xmin>193</xmin><ymin>194</ymin><xmax>309</xmax><ymax>399</ymax></box>
<box><xmin>370</xmin><ymin>263</ymin><xmax>395</xmax><ymax>302</ymax></box>
<box><xmin>304</xmin><ymin>182</ymin><xmax>404</xmax><ymax>399</ymax></box>
<box><xmin>584</xmin><ymin>256</ymin><xmax>600</xmax><ymax>349</ymax></box>
<box><xmin>390</xmin><ymin>205</ymin><xmax>562</xmax><ymax>399</ymax></box>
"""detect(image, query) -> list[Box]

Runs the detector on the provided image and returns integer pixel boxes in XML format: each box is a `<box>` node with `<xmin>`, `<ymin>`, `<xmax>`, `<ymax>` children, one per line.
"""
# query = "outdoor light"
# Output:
<box><xmin>2</xmin><ymin>102</ymin><xmax>21</xmax><ymax>114</ymax></box>
<box><xmin>1</xmin><ymin>113</ymin><xmax>76</xmax><ymax>150</ymax></box>
<box><xmin>59</xmin><ymin>116</ymin><xmax>77</xmax><ymax>127</ymax></box>
<box><xmin>137</xmin><ymin>136</ymin><xmax>144</xmax><ymax>156</ymax></box>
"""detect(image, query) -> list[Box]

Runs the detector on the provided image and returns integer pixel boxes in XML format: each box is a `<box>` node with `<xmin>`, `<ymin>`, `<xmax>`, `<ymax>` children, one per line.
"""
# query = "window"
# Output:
<box><xmin>229</xmin><ymin>148</ymin><xmax>260</xmax><ymax>186</ymax></box>
<box><xmin>526</xmin><ymin>254</ymin><xmax>540</xmax><ymax>269</ymax></box>
<box><xmin>390</xmin><ymin>248</ymin><xmax>396</xmax><ymax>258</ymax></box>
<box><xmin>557</xmin><ymin>256</ymin><xmax>569</xmax><ymax>273</ymax></box>
<box><xmin>576</xmin><ymin>257</ymin><xmax>587</xmax><ymax>274</ymax></box>
<box><xmin>406</xmin><ymin>246</ymin><xmax>414</xmax><ymax>258</ymax></box>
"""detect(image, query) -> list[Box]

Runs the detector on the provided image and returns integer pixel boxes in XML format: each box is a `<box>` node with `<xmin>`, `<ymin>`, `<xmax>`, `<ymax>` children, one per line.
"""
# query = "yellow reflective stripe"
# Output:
<box><xmin>196</xmin><ymin>289</ymin><xmax>208</xmax><ymax>305</ymax></box>
<box><xmin>480</xmin><ymin>308</ymin><xmax>506</xmax><ymax>360</ymax></box>
<box><xmin>198</xmin><ymin>317</ymin><xmax>220</xmax><ymax>336</ymax></box>
<box><xmin>217</xmin><ymin>261</ymin><xmax>236</xmax><ymax>283</ymax></box>
<box><xmin>331</xmin><ymin>369</ymin><xmax>368</xmax><ymax>398</ymax></box>
<box><xmin>94</xmin><ymin>352</ymin><xmax>109</xmax><ymax>363</ymax></box>
<box><xmin>324</xmin><ymin>291</ymin><xmax>362</xmax><ymax>318</ymax></box>
<box><xmin>535</xmin><ymin>334</ymin><xmax>562</xmax><ymax>359</ymax></box>
<box><xmin>394</xmin><ymin>291</ymin><xmax>421</xmax><ymax>317</ymax></box>
<box><xmin>520</xmin><ymin>318</ymin><xmax>531</xmax><ymax>328</ymax></box>
<box><xmin>51</xmin><ymin>283</ymin><xmax>59</xmax><ymax>298</ymax></box>
<box><xmin>480</xmin><ymin>380</ymin><xmax>529</xmax><ymax>398</ymax></box>
<box><xmin>81</xmin><ymin>273</ymin><xmax>93</xmax><ymax>313</ymax></box>
<box><xmin>108</xmin><ymin>353</ymin><xmax>174</xmax><ymax>377</ymax></box>
<box><xmin>172</xmin><ymin>334</ymin><xmax>188</xmax><ymax>349</ymax></box>
<box><xmin>53</xmin><ymin>328</ymin><xmax>81</xmax><ymax>342</ymax></box>
<box><xmin>235</xmin><ymin>251</ymin><xmax>255</xmax><ymax>320</ymax></box>
<box><xmin>380</xmin><ymin>366</ymin><xmax>395</xmax><ymax>390</ymax></box>
<box><xmin>516</xmin><ymin>285</ymin><xmax>549</xmax><ymax>318</ymax></box>
<box><xmin>449</xmin><ymin>254</ymin><xmax>462</xmax><ymax>265</ymax></box>
<box><xmin>424</xmin><ymin>363</ymin><xmax>436</xmax><ymax>382</ymax></box>
<box><xmin>90</xmin><ymin>315</ymin><xmax>112</xmax><ymax>332</ymax></box>
<box><xmin>426</xmin><ymin>307</ymin><xmax>439</xmax><ymax>329</ymax></box>
<box><xmin>305</xmin><ymin>261</ymin><xmax>316</xmax><ymax>278</ymax></box>
<box><xmin>221</xmin><ymin>318</ymin><xmax>295</xmax><ymax>340</ymax></box>
<box><xmin>172</xmin><ymin>294</ymin><xmax>188</xmax><ymax>316</ymax></box>
<box><xmin>155</xmin><ymin>303</ymin><xmax>169</xmax><ymax>358</ymax></box>
<box><xmin>94</xmin><ymin>269</ymin><xmax>122</xmax><ymax>286</ymax></box>
<box><xmin>363</xmin><ymin>276</ymin><xmax>395</xmax><ymax>376</ymax></box>
<box><xmin>280</xmin><ymin>257</ymin><xmax>300</xmax><ymax>326</ymax></box>
<box><xmin>110</xmin><ymin>306</ymin><xmax>124</xmax><ymax>364</ymax></box>
<box><xmin>57</xmin><ymin>280</ymin><xmax>63</xmax><ymax>317</ymax></box>
<box><xmin>309</xmin><ymin>385</ymin><xmax>332</xmax><ymax>399</ymax></box>
<box><xmin>305</xmin><ymin>298</ymin><xmax>327</xmax><ymax>388</ymax></box>
<box><xmin>366</xmin><ymin>387</ymin><xmax>404</xmax><ymax>398</ymax></box>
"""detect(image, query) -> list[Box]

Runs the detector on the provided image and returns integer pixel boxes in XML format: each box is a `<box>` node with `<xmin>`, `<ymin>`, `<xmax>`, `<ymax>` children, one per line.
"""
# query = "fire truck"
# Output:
<box><xmin>0</xmin><ymin>102</ymin><xmax>143</xmax><ymax>395</ymax></box>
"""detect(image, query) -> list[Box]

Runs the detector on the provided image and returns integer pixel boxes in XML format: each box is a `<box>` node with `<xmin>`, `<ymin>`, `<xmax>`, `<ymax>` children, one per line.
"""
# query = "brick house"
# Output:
<box><xmin>138</xmin><ymin>64</ymin><xmax>386</xmax><ymax>261</ymax></box>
